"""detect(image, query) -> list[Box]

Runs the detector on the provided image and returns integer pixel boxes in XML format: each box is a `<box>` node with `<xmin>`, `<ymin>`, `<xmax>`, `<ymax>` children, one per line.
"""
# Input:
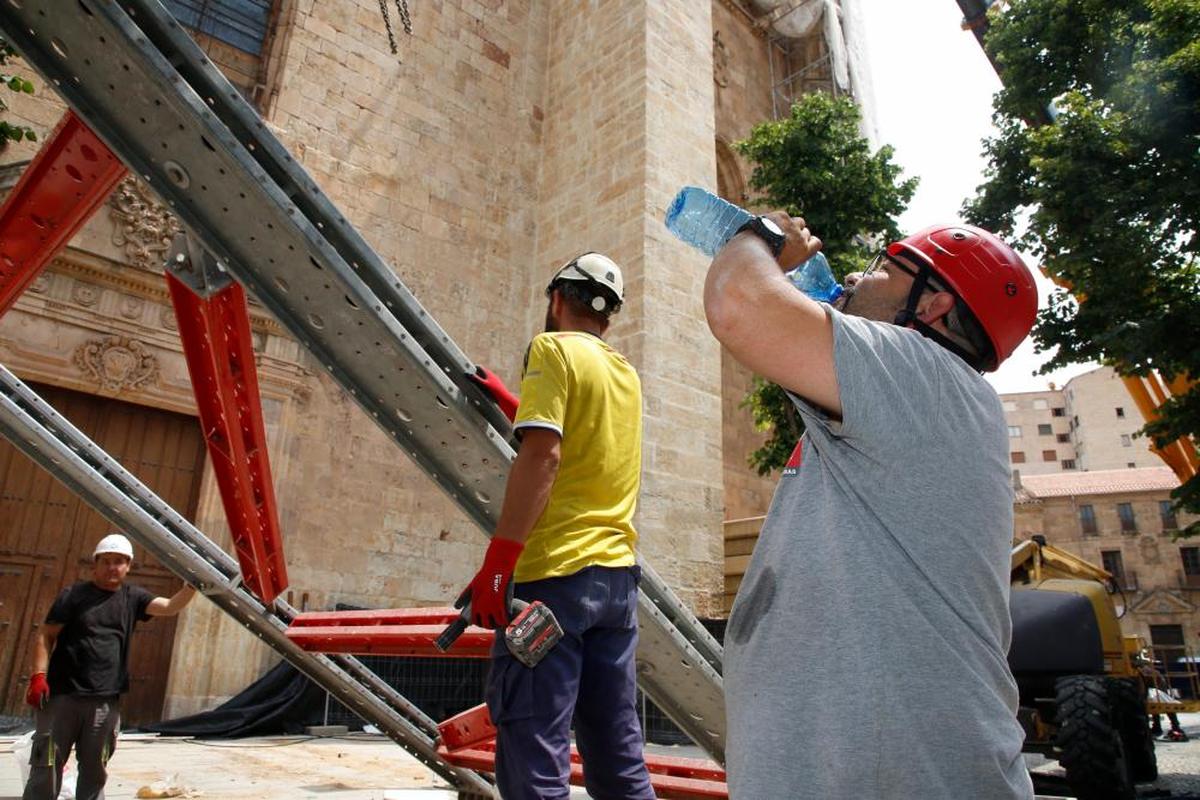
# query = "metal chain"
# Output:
<box><xmin>395</xmin><ymin>0</ymin><xmax>413</xmax><ymax>36</ymax></box>
<box><xmin>377</xmin><ymin>0</ymin><xmax>399</xmax><ymax>54</ymax></box>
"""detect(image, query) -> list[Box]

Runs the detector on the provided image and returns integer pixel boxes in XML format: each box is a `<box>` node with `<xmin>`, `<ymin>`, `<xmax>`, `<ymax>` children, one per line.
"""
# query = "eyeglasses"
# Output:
<box><xmin>860</xmin><ymin>252</ymin><xmax>945</xmax><ymax>292</ymax></box>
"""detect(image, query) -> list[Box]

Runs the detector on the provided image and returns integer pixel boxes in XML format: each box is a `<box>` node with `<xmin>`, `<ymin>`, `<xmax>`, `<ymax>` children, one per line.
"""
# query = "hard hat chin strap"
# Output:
<box><xmin>892</xmin><ymin>264</ymin><xmax>987</xmax><ymax>373</ymax></box>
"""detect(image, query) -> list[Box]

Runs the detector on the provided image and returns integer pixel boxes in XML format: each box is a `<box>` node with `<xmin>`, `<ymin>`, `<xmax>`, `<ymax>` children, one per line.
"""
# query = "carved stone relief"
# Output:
<box><xmin>713</xmin><ymin>30</ymin><xmax>730</xmax><ymax>88</ymax></box>
<box><xmin>119</xmin><ymin>294</ymin><xmax>146</xmax><ymax>320</ymax></box>
<box><xmin>29</xmin><ymin>274</ymin><xmax>51</xmax><ymax>294</ymax></box>
<box><xmin>71</xmin><ymin>281</ymin><xmax>100</xmax><ymax>307</ymax></box>
<box><xmin>1139</xmin><ymin>535</ymin><xmax>1161</xmax><ymax>565</ymax></box>
<box><xmin>109</xmin><ymin>176</ymin><xmax>181</xmax><ymax>274</ymax></box>
<box><xmin>73</xmin><ymin>336</ymin><xmax>159</xmax><ymax>392</ymax></box>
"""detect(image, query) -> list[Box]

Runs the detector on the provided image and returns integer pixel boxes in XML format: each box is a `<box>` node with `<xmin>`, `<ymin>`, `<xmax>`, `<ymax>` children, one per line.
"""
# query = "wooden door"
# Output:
<box><xmin>0</xmin><ymin>382</ymin><xmax>206</xmax><ymax>725</ymax></box>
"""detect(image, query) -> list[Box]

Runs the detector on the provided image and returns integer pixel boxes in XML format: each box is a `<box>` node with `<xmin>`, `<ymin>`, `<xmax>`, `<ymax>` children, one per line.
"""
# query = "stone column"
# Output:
<box><xmin>534</xmin><ymin>1</ymin><xmax>723</xmax><ymax>615</ymax></box>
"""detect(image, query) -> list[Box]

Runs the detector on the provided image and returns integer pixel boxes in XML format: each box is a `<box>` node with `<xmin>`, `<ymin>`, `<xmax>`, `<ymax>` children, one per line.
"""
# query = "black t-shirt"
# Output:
<box><xmin>45</xmin><ymin>581</ymin><xmax>154</xmax><ymax>697</ymax></box>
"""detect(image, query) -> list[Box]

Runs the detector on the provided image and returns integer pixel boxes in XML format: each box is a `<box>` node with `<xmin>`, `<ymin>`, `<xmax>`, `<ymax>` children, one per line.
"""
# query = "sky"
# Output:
<box><xmin>857</xmin><ymin>0</ymin><xmax>1100</xmax><ymax>394</ymax></box>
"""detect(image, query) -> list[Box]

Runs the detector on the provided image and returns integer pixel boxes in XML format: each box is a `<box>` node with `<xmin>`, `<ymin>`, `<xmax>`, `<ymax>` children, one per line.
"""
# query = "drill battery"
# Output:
<box><xmin>504</xmin><ymin>599</ymin><xmax>563</xmax><ymax>668</ymax></box>
<box><xmin>435</xmin><ymin>596</ymin><xmax>563</xmax><ymax>669</ymax></box>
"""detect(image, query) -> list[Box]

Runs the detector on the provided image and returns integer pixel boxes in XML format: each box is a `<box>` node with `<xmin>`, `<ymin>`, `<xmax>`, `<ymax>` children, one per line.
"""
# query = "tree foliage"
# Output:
<box><xmin>0</xmin><ymin>37</ymin><xmax>37</xmax><ymax>147</ymax></box>
<box><xmin>965</xmin><ymin>0</ymin><xmax>1200</xmax><ymax>532</ymax></box>
<box><xmin>733</xmin><ymin>93</ymin><xmax>917</xmax><ymax>474</ymax></box>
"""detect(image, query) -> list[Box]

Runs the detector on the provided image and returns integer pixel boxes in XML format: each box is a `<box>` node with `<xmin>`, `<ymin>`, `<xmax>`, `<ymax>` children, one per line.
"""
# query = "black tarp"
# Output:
<box><xmin>140</xmin><ymin>660</ymin><xmax>333</xmax><ymax>737</ymax></box>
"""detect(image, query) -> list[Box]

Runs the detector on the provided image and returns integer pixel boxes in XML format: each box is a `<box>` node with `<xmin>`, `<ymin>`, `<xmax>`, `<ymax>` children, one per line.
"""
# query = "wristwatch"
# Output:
<box><xmin>735</xmin><ymin>216</ymin><xmax>787</xmax><ymax>257</ymax></box>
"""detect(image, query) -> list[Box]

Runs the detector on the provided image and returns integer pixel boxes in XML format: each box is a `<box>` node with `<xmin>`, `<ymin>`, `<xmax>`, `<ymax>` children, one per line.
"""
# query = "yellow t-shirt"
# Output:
<box><xmin>512</xmin><ymin>331</ymin><xmax>642</xmax><ymax>582</ymax></box>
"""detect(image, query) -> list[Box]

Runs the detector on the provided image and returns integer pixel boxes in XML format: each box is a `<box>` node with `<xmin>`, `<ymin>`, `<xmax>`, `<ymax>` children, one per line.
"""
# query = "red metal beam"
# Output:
<box><xmin>0</xmin><ymin>111</ymin><xmax>126</xmax><ymax>318</ymax></box>
<box><xmin>287</xmin><ymin>608</ymin><xmax>495</xmax><ymax>656</ymax></box>
<box><xmin>436</xmin><ymin>741</ymin><xmax>728</xmax><ymax>799</ymax></box>
<box><xmin>168</xmin><ymin>274</ymin><xmax>288</xmax><ymax>602</ymax></box>
<box><xmin>436</xmin><ymin>703</ymin><xmax>728</xmax><ymax>798</ymax></box>
<box><xmin>438</xmin><ymin>747</ymin><xmax>730</xmax><ymax>800</ymax></box>
<box><xmin>438</xmin><ymin>701</ymin><xmax>498</xmax><ymax>751</ymax></box>
<box><xmin>289</xmin><ymin>607</ymin><xmax>465</xmax><ymax>627</ymax></box>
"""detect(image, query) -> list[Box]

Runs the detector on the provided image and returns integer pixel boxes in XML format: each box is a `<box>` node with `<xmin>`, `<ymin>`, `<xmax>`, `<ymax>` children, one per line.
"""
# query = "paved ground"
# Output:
<box><xmin>0</xmin><ymin>733</ymin><xmax>459</xmax><ymax>800</ymax></box>
<box><xmin>2</xmin><ymin>716</ymin><xmax>1199</xmax><ymax>799</ymax></box>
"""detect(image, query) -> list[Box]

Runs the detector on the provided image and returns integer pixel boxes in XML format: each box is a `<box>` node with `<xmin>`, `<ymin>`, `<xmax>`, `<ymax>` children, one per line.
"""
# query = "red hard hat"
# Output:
<box><xmin>887</xmin><ymin>224</ymin><xmax>1038</xmax><ymax>371</ymax></box>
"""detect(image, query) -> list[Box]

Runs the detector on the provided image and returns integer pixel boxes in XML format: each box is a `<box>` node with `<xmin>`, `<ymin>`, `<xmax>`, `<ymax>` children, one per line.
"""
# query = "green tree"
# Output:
<box><xmin>0</xmin><ymin>37</ymin><xmax>36</xmax><ymax>147</ymax></box>
<box><xmin>965</xmin><ymin>0</ymin><xmax>1200</xmax><ymax>532</ymax></box>
<box><xmin>733</xmin><ymin>92</ymin><xmax>917</xmax><ymax>473</ymax></box>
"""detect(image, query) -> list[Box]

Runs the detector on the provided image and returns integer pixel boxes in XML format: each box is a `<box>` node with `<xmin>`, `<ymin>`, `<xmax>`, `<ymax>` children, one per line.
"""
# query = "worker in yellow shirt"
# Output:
<box><xmin>459</xmin><ymin>252</ymin><xmax>654</xmax><ymax>800</ymax></box>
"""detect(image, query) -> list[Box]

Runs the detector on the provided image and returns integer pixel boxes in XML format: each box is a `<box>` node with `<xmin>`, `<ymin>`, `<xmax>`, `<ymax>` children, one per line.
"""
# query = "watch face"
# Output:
<box><xmin>760</xmin><ymin>217</ymin><xmax>784</xmax><ymax>237</ymax></box>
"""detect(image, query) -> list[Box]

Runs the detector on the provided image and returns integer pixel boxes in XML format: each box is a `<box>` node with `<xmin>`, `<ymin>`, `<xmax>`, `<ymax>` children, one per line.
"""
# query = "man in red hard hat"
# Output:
<box><xmin>706</xmin><ymin>213</ymin><xmax>1037</xmax><ymax>799</ymax></box>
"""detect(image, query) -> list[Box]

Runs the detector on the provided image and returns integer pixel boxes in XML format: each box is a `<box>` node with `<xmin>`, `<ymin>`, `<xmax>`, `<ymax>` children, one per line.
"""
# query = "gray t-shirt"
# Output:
<box><xmin>724</xmin><ymin>309</ymin><xmax>1033</xmax><ymax>800</ymax></box>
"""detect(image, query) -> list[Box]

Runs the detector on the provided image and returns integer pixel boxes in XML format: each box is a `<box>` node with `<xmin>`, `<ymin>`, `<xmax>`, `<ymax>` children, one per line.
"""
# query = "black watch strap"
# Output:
<box><xmin>736</xmin><ymin>216</ymin><xmax>786</xmax><ymax>257</ymax></box>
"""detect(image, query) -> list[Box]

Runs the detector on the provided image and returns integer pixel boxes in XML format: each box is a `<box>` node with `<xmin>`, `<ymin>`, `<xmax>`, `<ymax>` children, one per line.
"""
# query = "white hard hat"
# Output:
<box><xmin>547</xmin><ymin>252</ymin><xmax>624</xmax><ymax>313</ymax></box>
<box><xmin>93</xmin><ymin>533</ymin><xmax>134</xmax><ymax>560</ymax></box>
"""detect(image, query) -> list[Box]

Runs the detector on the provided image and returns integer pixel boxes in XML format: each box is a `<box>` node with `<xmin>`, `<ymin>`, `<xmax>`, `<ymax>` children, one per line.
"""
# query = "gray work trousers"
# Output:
<box><xmin>22</xmin><ymin>694</ymin><xmax>120</xmax><ymax>800</ymax></box>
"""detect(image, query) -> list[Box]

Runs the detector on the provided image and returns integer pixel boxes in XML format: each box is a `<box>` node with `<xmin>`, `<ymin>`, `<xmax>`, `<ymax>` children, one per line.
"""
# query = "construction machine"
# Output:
<box><xmin>1009</xmin><ymin>536</ymin><xmax>1200</xmax><ymax>800</ymax></box>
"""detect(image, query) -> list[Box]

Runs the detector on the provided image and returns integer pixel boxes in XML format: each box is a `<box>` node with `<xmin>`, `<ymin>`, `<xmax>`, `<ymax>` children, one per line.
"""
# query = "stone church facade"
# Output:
<box><xmin>0</xmin><ymin>0</ymin><xmax>872</xmax><ymax>717</ymax></box>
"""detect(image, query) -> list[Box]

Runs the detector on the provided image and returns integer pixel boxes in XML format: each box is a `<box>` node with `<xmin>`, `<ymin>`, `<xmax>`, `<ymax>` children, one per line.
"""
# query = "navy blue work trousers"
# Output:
<box><xmin>485</xmin><ymin>565</ymin><xmax>655</xmax><ymax>800</ymax></box>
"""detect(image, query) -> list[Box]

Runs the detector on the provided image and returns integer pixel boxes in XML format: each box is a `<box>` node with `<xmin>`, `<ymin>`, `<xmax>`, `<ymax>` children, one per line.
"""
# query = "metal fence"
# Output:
<box><xmin>318</xmin><ymin>617</ymin><xmax>727</xmax><ymax>747</ymax></box>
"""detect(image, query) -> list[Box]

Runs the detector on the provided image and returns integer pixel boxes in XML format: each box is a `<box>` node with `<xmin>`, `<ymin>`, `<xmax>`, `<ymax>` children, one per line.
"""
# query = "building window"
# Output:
<box><xmin>1002</xmin><ymin>400</ymin><xmax>1017</xmax><ymax>412</ymax></box>
<box><xmin>1162</xmin><ymin>501</ymin><xmax>1179</xmax><ymax>531</ymax></box>
<box><xmin>1007</xmin><ymin>425</ymin><xmax>1021</xmax><ymax>438</ymax></box>
<box><xmin>1042</xmin><ymin>450</ymin><xmax>1057</xmax><ymax>462</ymax></box>
<box><xmin>1080</xmin><ymin>504</ymin><xmax>1097</xmax><ymax>535</ymax></box>
<box><xmin>1120</xmin><ymin>434</ymin><xmax>1132</xmax><ymax>447</ymax></box>
<box><xmin>163</xmin><ymin>0</ymin><xmax>274</xmax><ymax>55</ymax></box>
<box><xmin>1101</xmin><ymin>550</ymin><xmax>1132</xmax><ymax>590</ymax></box>
<box><xmin>1151</xmin><ymin>624</ymin><xmax>1186</xmax><ymax>665</ymax></box>
<box><xmin>1011</xmin><ymin>451</ymin><xmax>1026</xmax><ymax>463</ymax></box>
<box><xmin>1038</xmin><ymin>424</ymin><xmax>1053</xmax><ymax>436</ymax></box>
<box><xmin>1116</xmin><ymin>407</ymin><xmax>1126</xmax><ymax>418</ymax></box>
<box><xmin>1118</xmin><ymin>502</ymin><xmax>1137</xmax><ymax>533</ymax></box>
<box><xmin>1061</xmin><ymin>459</ymin><xmax>1077</xmax><ymax>470</ymax></box>
<box><xmin>1056</xmin><ymin>433</ymin><xmax>1070</xmax><ymax>443</ymax></box>
<box><xmin>1033</xmin><ymin>398</ymin><xmax>1048</xmax><ymax>410</ymax></box>
<box><xmin>1127</xmin><ymin>462</ymin><xmax>1136</xmax><ymax>468</ymax></box>
<box><xmin>1052</xmin><ymin>407</ymin><xmax>1066</xmax><ymax>417</ymax></box>
<box><xmin>1181</xmin><ymin>548</ymin><xmax>1200</xmax><ymax>588</ymax></box>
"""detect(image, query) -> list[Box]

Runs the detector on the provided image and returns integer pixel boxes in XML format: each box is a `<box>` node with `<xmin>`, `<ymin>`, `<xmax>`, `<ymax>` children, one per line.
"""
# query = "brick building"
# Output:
<box><xmin>1002</xmin><ymin>366</ymin><xmax>1163</xmax><ymax>478</ymax></box>
<box><xmin>1014</xmin><ymin>468</ymin><xmax>1200</xmax><ymax>661</ymax></box>
<box><xmin>0</xmin><ymin>1</ymin><xmax>874</xmax><ymax>720</ymax></box>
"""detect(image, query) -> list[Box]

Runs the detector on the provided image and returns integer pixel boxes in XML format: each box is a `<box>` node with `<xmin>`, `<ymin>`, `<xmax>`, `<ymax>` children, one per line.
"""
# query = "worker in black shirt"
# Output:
<box><xmin>22</xmin><ymin>532</ymin><xmax>197</xmax><ymax>800</ymax></box>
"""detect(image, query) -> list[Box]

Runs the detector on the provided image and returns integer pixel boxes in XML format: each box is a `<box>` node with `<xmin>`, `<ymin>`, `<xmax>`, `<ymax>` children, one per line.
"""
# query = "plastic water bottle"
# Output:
<box><xmin>663</xmin><ymin>186</ymin><xmax>753</xmax><ymax>257</ymax></box>
<box><xmin>786</xmin><ymin>252</ymin><xmax>842</xmax><ymax>304</ymax></box>
<box><xmin>664</xmin><ymin>186</ymin><xmax>843</xmax><ymax>303</ymax></box>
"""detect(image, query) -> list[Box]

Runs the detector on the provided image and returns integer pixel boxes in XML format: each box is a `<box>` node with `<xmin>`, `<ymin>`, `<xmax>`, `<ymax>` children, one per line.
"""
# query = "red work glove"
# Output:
<box><xmin>25</xmin><ymin>672</ymin><xmax>48</xmax><ymax>709</ymax></box>
<box><xmin>457</xmin><ymin>537</ymin><xmax>524</xmax><ymax>629</ymax></box>
<box><xmin>469</xmin><ymin>366</ymin><xmax>519</xmax><ymax>422</ymax></box>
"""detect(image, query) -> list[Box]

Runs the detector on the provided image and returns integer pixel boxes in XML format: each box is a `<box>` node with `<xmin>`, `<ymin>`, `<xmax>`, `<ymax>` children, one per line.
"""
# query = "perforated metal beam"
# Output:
<box><xmin>287</xmin><ymin>608</ymin><xmax>495</xmax><ymax>657</ymax></box>
<box><xmin>0</xmin><ymin>111</ymin><xmax>125</xmax><ymax>317</ymax></box>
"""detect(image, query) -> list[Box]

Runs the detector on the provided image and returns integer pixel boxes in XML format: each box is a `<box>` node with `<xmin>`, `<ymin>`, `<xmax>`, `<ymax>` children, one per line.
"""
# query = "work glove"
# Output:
<box><xmin>469</xmin><ymin>366</ymin><xmax>519</xmax><ymax>422</ymax></box>
<box><xmin>457</xmin><ymin>537</ymin><xmax>524</xmax><ymax>629</ymax></box>
<box><xmin>25</xmin><ymin>672</ymin><xmax>48</xmax><ymax>709</ymax></box>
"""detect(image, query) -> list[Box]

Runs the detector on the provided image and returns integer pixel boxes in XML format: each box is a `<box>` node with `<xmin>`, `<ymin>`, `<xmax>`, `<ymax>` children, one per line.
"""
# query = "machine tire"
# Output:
<box><xmin>1055</xmin><ymin>675</ymin><xmax>1135</xmax><ymax>800</ymax></box>
<box><xmin>1107</xmin><ymin>676</ymin><xmax>1158</xmax><ymax>783</ymax></box>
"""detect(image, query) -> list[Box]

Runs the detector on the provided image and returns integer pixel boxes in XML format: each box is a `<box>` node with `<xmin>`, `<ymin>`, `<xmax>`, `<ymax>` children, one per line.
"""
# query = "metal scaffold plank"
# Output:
<box><xmin>0</xmin><ymin>110</ymin><xmax>125</xmax><ymax>316</ymax></box>
<box><xmin>0</xmin><ymin>0</ymin><xmax>728</xmax><ymax>763</ymax></box>
<box><xmin>0</xmin><ymin>365</ymin><xmax>495</xmax><ymax>797</ymax></box>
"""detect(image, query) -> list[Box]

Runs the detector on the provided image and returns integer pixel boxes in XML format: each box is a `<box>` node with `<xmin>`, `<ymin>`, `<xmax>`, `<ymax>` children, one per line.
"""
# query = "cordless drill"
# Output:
<box><xmin>436</xmin><ymin>596</ymin><xmax>563</xmax><ymax>668</ymax></box>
